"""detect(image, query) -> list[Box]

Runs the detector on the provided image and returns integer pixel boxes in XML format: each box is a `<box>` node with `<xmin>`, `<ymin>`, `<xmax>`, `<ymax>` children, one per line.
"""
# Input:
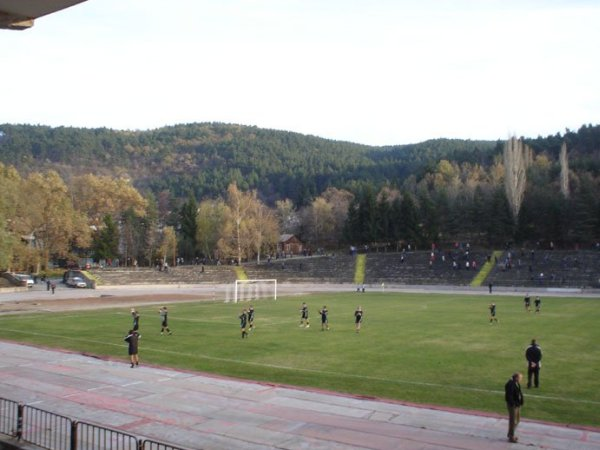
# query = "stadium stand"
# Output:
<box><xmin>88</xmin><ymin>250</ymin><xmax>600</xmax><ymax>289</ymax></box>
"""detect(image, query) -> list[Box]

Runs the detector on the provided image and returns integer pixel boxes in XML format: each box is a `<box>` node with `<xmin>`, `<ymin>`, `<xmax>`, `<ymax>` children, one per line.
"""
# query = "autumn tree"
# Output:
<box><xmin>217</xmin><ymin>183</ymin><xmax>279</xmax><ymax>263</ymax></box>
<box><xmin>71</xmin><ymin>174</ymin><xmax>147</xmax><ymax>226</ymax></box>
<box><xmin>17</xmin><ymin>171</ymin><xmax>91</xmax><ymax>270</ymax></box>
<box><xmin>320</xmin><ymin>187</ymin><xmax>353</xmax><ymax>245</ymax></box>
<box><xmin>247</xmin><ymin>200</ymin><xmax>279</xmax><ymax>263</ymax></box>
<box><xmin>560</xmin><ymin>142</ymin><xmax>570</xmax><ymax>199</ymax></box>
<box><xmin>218</xmin><ymin>183</ymin><xmax>257</xmax><ymax>264</ymax></box>
<box><xmin>159</xmin><ymin>226</ymin><xmax>178</xmax><ymax>267</ymax></box>
<box><xmin>139</xmin><ymin>192</ymin><xmax>161</xmax><ymax>267</ymax></box>
<box><xmin>301</xmin><ymin>197</ymin><xmax>335</xmax><ymax>248</ymax></box>
<box><xmin>0</xmin><ymin>163</ymin><xmax>21</xmax><ymax>270</ymax></box>
<box><xmin>503</xmin><ymin>137</ymin><xmax>531</xmax><ymax>223</ymax></box>
<box><xmin>196</xmin><ymin>198</ymin><xmax>228</xmax><ymax>260</ymax></box>
<box><xmin>275</xmin><ymin>199</ymin><xmax>301</xmax><ymax>235</ymax></box>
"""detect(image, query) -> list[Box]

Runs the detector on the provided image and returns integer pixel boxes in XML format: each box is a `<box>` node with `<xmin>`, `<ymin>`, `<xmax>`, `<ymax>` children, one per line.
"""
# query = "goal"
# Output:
<box><xmin>226</xmin><ymin>279</ymin><xmax>277</xmax><ymax>303</ymax></box>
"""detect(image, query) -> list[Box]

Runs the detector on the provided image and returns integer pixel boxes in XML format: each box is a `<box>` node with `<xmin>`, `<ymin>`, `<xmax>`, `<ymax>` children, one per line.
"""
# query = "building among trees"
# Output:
<box><xmin>278</xmin><ymin>234</ymin><xmax>303</xmax><ymax>256</ymax></box>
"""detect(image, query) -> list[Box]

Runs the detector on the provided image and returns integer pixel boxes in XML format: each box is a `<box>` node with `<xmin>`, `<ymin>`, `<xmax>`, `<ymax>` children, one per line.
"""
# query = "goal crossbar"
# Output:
<box><xmin>232</xmin><ymin>279</ymin><xmax>277</xmax><ymax>303</ymax></box>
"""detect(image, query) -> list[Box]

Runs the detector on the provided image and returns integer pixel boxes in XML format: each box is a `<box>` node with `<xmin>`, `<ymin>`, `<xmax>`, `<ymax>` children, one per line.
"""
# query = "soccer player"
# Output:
<box><xmin>247</xmin><ymin>305</ymin><xmax>255</xmax><ymax>331</ymax></box>
<box><xmin>124</xmin><ymin>329</ymin><xmax>140</xmax><ymax>368</ymax></box>
<box><xmin>131</xmin><ymin>308</ymin><xmax>140</xmax><ymax>331</ymax></box>
<box><xmin>319</xmin><ymin>305</ymin><xmax>329</xmax><ymax>331</ymax></box>
<box><xmin>158</xmin><ymin>306</ymin><xmax>172</xmax><ymax>335</ymax></box>
<box><xmin>354</xmin><ymin>306</ymin><xmax>363</xmax><ymax>333</ymax></box>
<box><xmin>524</xmin><ymin>293</ymin><xmax>531</xmax><ymax>312</ymax></box>
<box><xmin>239</xmin><ymin>308</ymin><xmax>249</xmax><ymax>338</ymax></box>
<box><xmin>534</xmin><ymin>296</ymin><xmax>541</xmax><ymax>313</ymax></box>
<box><xmin>489</xmin><ymin>302</ymin><xmax>498</xmax><ymax>324</ymax></box>
<box><xmin>300</xmin><ymin>302</ymin><xmax>310</xmax><ymax>328</ymax></box>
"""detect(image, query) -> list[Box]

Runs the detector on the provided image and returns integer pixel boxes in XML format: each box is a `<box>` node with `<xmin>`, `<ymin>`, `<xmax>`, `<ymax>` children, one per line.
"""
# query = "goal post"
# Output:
<box><xmin>227</xmin><ymin>279</ymin><xmax>277</xmax><ymax>303</ymax></box>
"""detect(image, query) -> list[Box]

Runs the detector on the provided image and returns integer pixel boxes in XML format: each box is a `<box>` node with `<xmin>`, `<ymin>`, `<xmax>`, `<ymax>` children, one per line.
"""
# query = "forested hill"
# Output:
<box><xmin>0</xmin><ymin>122</ymin><xmax>598</xmax><ymax>205</ymax></box>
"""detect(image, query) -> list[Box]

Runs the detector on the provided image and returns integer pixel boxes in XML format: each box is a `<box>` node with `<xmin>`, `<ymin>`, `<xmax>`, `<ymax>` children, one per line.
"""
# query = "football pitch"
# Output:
<box><xmin>0</xmin><ymin>291</ymin><xmax>599</xmax><ymax>427</ymax></box>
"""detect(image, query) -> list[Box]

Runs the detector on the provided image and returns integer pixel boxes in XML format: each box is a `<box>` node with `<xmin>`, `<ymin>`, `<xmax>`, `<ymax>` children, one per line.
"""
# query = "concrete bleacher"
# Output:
<box><xmin>363</xmin><ymin>250</ymin><xmax>487</xmax><ymax>285</ymax></box>
<box><xmin>244</xmin><ymin>254</ymin><xmax>355</xmax><ymax>283</ymax></box>
<box><xmin>90</xmin><ymin>264</ymin><xmax>237</xmax><ymax>286</ymax></box>
<box><xmin>88</xmin><ymin>250</ymin><xmax>600</xmax><ymax>289</ymax></box>
<box><xmin>245</xmin><ymin>250</ymin><xmax>489</xmax><ymax>286</ymax></box>
<box><xmin>487</xmin><ymin>249</ymin><xmax>600</xmax><ymax>289</ymax></box>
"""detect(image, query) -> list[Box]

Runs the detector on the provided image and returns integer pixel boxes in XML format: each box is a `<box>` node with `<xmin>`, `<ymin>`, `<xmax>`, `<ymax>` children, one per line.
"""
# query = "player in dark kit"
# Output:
<box><xmin>159</xmin><ymin>306</ymin><xmax>172</xmax><ymax>335</ymax></box>
<box><xmin>247</xmin><ymin>306</ymin><xmax>255</xmax><ymax>331</ymax></box>
<box><xmin>319</xmin><ymin>305</ymin><xmax>329</xmax><ymax>331</ymax></box>
<box><xmin>534</xmin><ymin>296</ymin><xmax>541</xmax><ymax>313</ymax></box>
<box><xmin>300</xmin><ymin>302</ymin><xmax>310</xmax><ymax>328</ymax></box>
<box><xmin>124</xmin><ymin>329</ymin><xmax>140</xmax><ymax>368</ymax></box>
<box><xmin>524</xmin><ymin>293</ymin><xmax>531</xmax><ymax>312</ymax></box>
<box><xmin>131</xmin><ymin>308</ymin><xmax>140</xmax><ymax>331</ymax></box>
<box><xmin>239</xmin><ymin>308</ymin><xmax>248</xmax><ymax>338</ymax></box>
<box><xmin>354</xmin><ymin>306</ymin><xmax>363</xmax><ymax>333</ymax></box>
<box><xmin>489</xmin><ymin>303</ymin><xmax>498</xmax><ymax>324</ymax></box>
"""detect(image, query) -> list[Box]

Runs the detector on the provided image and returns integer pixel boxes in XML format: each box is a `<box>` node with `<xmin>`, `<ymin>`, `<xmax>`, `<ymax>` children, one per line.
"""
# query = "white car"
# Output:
<box><xmin>15</xmin><ymin>274</ymin><xmax>34</xmax><ymax>287</ymax></box>
<box><xmin>67</xmin><ymin>277</ymin><xmax>87</xmax><ymax>288</ymax></box>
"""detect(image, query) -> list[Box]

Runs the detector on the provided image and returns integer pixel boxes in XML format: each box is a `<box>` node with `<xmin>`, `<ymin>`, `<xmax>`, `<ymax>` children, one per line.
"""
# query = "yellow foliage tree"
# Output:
<box><xmin>159</xmin><ymin>226</ymin><xmax>178</xmax><ymax>267</ymax></box>
<box><xmin>71</xmin><ymin>174</ymin><xmax>147</xmax><ymax>226</ymax></box>
<box><xmin>16</xmin><ymin>171</ymin><xmax>91</xmax><ymax>270</ymax></box>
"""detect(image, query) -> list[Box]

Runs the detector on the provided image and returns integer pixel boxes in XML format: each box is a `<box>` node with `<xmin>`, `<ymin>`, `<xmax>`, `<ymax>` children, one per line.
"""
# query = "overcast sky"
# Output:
<box><xmin>2</xmin><ymin>0</ymin><xmax>599</xmax><ymax>146</ymax></box>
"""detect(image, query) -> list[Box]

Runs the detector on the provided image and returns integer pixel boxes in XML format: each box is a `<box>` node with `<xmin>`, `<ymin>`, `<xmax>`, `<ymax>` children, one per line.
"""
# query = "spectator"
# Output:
<box><xmin>525</xmin><ymin>339</ymin><xmax>542</xmax><ymax>388</ymax></box>
<box><xmin>505</xmin><ymin>372</ymin><xmax>524</xmax><ymax>443</ymax></box>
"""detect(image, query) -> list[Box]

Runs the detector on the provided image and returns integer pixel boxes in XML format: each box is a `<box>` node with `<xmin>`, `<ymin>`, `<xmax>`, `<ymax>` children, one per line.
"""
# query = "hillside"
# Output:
<box><xmin>0</xmin><ymin>123</ymin><xmax>497</xmax><ymax>205</ymax></box>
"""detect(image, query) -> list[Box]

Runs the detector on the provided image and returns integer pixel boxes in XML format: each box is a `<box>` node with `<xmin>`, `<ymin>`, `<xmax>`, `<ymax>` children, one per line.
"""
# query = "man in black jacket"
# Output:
<box><xmin>525</xmin><ymin>339</ymin><xmax>542</xmax><ymax>388</ymax></box>
<box><xmin>505</xmin><ymin>372</ymin><xmax>524</xmax><ymax>443</ymax></box>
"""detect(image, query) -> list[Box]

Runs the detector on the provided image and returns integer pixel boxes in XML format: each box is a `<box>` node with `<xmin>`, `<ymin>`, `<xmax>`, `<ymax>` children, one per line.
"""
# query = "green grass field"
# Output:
<box><xmin>1</xmin><ymin>292</ymin><xmax>599</xmax><ymax>427</ymax></box>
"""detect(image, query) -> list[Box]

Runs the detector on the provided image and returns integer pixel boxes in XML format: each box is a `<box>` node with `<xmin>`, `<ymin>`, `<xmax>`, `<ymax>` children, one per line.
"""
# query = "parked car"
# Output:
<box><xmin>15</xmin><ymin>274</ymin><xmax>34</xmax><ymax>288</ymax></box>
<box><xmin>66</xmin><ymin>277</ymin><xmax>87</xmax><ymax>288</ymax></box>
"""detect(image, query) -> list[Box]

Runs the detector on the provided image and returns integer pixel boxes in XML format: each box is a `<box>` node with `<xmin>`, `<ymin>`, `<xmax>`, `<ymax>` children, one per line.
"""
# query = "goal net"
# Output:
<box><xmin>225</xmin><ymin>279</ymin><xmax>277</xmax><ymax>303</ymax></box>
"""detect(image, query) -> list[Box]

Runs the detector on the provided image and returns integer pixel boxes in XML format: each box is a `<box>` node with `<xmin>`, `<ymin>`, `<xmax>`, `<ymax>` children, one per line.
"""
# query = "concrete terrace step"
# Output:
<box><xmin>91</xmin><ymin>266</ymin><xmax>237</xmax><ymax>286</ymax></box>
<box><xmin>89</xmin><ymin>251</ymin><xmax>600</xmax><ymax>289</ymax></box>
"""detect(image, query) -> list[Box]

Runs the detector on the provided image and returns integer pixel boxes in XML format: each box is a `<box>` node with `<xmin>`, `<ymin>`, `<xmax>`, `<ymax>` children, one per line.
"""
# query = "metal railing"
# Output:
<box><xmin>142</xmin><ymin>440</ymin><xmax>192</xmax><ymax>450</ymax></box>
<box><xmin>0</xmin><ymin>398</ymin><xmax>19</xmax><ymax>436</ymax></box>
<box><xmin>0</xmin><ymin>397</ymin><xmax>194</xmax><ymax>450</ymax></box>
<box><xmin>21</xmin><ymin>406</ymin><xmax>72</xmax><ymax>450</ymax></box>
<box><xmin>75</xmin><ymin>422</ymin><xmax>138</xmax><ymax>450</ymax></box>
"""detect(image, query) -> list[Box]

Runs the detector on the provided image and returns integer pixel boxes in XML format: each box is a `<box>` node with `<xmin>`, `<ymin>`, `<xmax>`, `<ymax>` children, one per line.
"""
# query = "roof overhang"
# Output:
<box><xmin>0</xmin><ymin>0</ymin><xmax>87</xmax><ymax>30</ymax></box>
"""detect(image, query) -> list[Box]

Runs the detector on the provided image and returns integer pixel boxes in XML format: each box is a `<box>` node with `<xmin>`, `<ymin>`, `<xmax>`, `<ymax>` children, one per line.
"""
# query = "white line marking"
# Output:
<box><xmin>6</xmin><ymin>329</ymin><xmax>600</xmax><ymax>407</ymax></box>
<box><xmin>86</xmin><ymin>385</ymin><xmax>112</xmax><ymax>392</ymax></box>
<box><xmin>121</xmin><ymin>381</ymin><xmax>143</xmax><ymax>387</ymax></box>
